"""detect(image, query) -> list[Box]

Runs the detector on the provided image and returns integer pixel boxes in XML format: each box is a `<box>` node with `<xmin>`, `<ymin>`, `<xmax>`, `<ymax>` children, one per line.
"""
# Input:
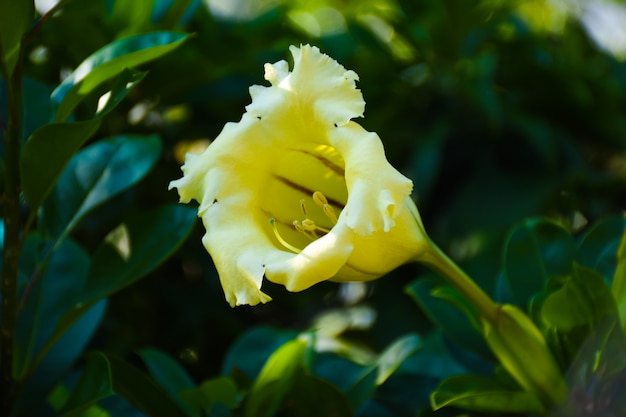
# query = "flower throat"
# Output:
<box><xmin>270</xmin><ymin>191</ymin><xmax>339</xmax><ymax>254</ymax></box>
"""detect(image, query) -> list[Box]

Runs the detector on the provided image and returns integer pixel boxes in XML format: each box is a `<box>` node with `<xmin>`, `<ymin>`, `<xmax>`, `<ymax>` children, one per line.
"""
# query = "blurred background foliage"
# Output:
<box><xmin>5</xmin><ymin>0</ymin><xmax>626</xmax><ymax>415</ymax></box>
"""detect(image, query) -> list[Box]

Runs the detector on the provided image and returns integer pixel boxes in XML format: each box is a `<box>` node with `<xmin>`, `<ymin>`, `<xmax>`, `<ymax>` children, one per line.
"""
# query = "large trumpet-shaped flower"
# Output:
<box><xmin>170</xmin><ymin>45</ymin><xmax>429</xmax><ymax>306</ymax></box>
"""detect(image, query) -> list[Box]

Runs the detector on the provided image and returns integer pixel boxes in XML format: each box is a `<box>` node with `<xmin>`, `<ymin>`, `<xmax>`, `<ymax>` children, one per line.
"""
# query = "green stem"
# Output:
<box><xmin>1</xmin><ymin>41</ymin><xmax>24</xmax><ymax>417</ymax></box>
<box><xmin>418</xmin><ymin>240</ymin><xmax>499</xmax><ymax>324</ymax></box>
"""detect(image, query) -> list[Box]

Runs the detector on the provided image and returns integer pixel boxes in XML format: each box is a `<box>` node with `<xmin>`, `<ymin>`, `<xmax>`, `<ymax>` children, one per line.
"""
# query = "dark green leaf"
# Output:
<box><xmin>81</xmin><ymin>205</ymin><xmax>196</xmax><ymax>304</ymax></box>
<box><xmin>552</xmin><ymin>319</ymin><xmax>626</xmax><ymax>417</ymax></box>
<box><xmin>17</xmin><ymin>300</ymin><xmax>107</xmax><ymax>417</ymax></box>
<box><xmin>280</xmin><ymin>369</ymin><xmax>353</xmax><ymax>417</ymax></box>
<box><xmin>613</xmin><ymin>226</ymin><xmax>626</xmax><ymax>325</ymax></box>
<box><xmin>346</xmin><ymin>334</ymin><xmax>421</xmax><ymax>412</ymax></box>
<box><xmin>179</xmin><ymin>377</ymin><xmax>240</xmax><ymax>414</ymax></box>
<box><xmin>60</xmin><ymin>352</ymin><xmax>187</xmax><ymax>417</ymax></box>
<box><xmin>577</xmin><ymin>215</ymin><xmax>626</xmax><ymax>281</ymax></box>
<box><xmin>139</xmin><ymin>348</ymin><xmax>198</xmax><ymax>417</ymax></box>
<box><xmin>221</xmin><ymin>326</ymin><xmax>299</xmax><ymax>379</ymax></box>
<box><xmin>58</xmin><ymin>351</ymin><xmax>115</xmax><ymax>417</ymax></box>
<box><xmin>51</xmin><ymin>31</ymin><xmax>190</xmax><ymax>121</ymax></box>
<box><xmin>20</xmin><ymin>119</ymin><xmax>101</xmax><ymax>210</ymax></box>
<box><xmin>541</xmin><ymin>265</ymin><xmax>618</xmax><ymax>332</ymax></box>
<box><xmin>244</xmin><ymin>338</ymin><xmax>309</xmax><ymax>417</ymax></box>
<box><xmin>40</xmin><ymin>134</ymin><xmax>162</xmax><ymax>238</ymax></box>
<box><xmin>15</xmin><ymin>235</ymin><xmax>90</xmax><ymax>379</ymax></box>
<box><xmin>0</xmin><ymin>0</ymin><xmax>34</xmax><ymax>77</ymax></box>
<box><xmin>21</xmin><ymin>68</ymin><xmax>149</xmax><ymax>212</ymax></box>
<box><xmin>405</xmin><ymin>276</ymin><xmax>492</xmax><ymax>359</ymax></box>
<box><xmin>431</xmin><ymin>375</ymin><xmax>546</xmax><ymax>414</ymax></box>
<box><xmin>503</xmin><ymin>218</ymin><xmax>575</xmax><ymax>308</ymax></box>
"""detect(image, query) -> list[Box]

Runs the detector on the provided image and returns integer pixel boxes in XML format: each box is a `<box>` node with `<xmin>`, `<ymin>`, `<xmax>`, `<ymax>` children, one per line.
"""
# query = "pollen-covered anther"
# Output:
<box><xmin>312</xmin><ymin>191</ymin><xmax>328</xmax><ymax>207</ymax></box>
<box><xmin>293</xmin><ymin>220</ymin><xmax>305</xmax><ymax>233</ymax></box>
<box><xmin>301</xmin><ymin>218</ymin><xmax>317</xmax><ymax>232</ymax></box>
<box><xmin>322</xmin><ymin>204</ymin><xmax>338</xmax><ymax>225</ymax></box>
<box><xmin>300</xmin><ymin>199</ymin><xmax>308</xmax><ymax>216</ymax></box>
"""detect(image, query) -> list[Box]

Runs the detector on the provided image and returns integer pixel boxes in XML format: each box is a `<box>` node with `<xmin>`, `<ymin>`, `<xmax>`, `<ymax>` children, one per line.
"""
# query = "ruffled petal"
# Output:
<box><xmin>265</xmin><ymin>220</ymin><xmax>355</xmax><ymax>292</ymax></box>
<box><xmin>288</xmin><ymin>45</ymin><xmax>365</xmax><ymax>126</ymax></box>
<box><xmin>330</xmin><ymin>122</ymin><xmax>413</xmax><ymax>236</ymax></box>
<box><xmin>245</xmin><ymin>45</ymin><xmax>364</xmax><ymax>128</ymax></box>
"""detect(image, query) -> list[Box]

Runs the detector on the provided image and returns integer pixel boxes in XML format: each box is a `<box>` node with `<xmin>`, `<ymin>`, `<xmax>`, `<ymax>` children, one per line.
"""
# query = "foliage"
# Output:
<box><xmin>1</xmin><ymin>0</ymin><xmax>626</xmax><ymax>416</ymax></box>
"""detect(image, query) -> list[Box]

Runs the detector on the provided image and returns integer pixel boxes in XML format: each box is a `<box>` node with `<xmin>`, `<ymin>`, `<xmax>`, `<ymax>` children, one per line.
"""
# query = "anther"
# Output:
<box><xmin>312</xmin><ymin>191</ymin><xmax>328</xmax><ymax>207</ymax></box>
<box><xmin>301</xmin><ymin>219</ymin><xmax>317</xmax><ymax>232</ymax></box>
<box><xmin>299</xmin><ymin>199</ymin><xmax>308</xmax><ymax>216</ymax></box>
<box><xmin>269</xmin><ymin>218</ymin><xmax>301</xmax><ymax>253</ymax></box>
<box><xmin>322</xmin><ymin>204</ymin><xmax>338</xmax><ymax>225</ymax></box>
<box><xmin>293</xmin><ymin>220</ymin><xmax>305</xmax><ymax>233</ymax></box>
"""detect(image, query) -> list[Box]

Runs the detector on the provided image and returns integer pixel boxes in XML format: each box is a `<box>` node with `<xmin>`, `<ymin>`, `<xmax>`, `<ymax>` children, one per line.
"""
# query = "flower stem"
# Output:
<box><xmin>418</xmin><ymin>240</ymin><xmax>499</xmax><ymax>324</ymax></box>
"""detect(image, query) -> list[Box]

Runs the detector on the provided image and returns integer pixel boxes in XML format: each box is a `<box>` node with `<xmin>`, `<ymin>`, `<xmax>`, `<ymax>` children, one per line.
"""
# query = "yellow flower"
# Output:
<box><xmin>170</xmin><ymin>45</ymin><xmax>428</xmax><ymax>306</ymax></box>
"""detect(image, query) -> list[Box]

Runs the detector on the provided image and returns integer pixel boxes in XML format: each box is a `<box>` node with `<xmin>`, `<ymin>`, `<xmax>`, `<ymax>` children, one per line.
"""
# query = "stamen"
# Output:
<box><xmin>270</xmin><ymin>218</ymin><xmax>301</xmax><ymax>253</ymax></box>
<box><xmin>300</xmin><ymin>199</ymin><xmax>308</xmax><ymax>216</ymax></box>
<box><xmin>322</xmin><ymin>204</ymin><xmax>338</xmax><ymax>225</ymax></box>
<box><xmin>301</xmin><ymin>219</ymin><xmax>317</xmax><ymax>232</ymax></box>
<box><xmin>293</xmin><ymin>220</ymin><xmax>305</xmax><ymax>233</ymax></box>
<box><xmin>312</xmin><ymin>191</ymin><xmax>328</xmax><ymax>207</ymax></box>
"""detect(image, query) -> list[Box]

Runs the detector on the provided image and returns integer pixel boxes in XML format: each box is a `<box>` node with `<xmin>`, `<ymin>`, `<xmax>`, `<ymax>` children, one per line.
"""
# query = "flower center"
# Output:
<box><xmin>270</xmin><ymin>191</ymin><xmax>339</xmax><ymax>254</ymax></box>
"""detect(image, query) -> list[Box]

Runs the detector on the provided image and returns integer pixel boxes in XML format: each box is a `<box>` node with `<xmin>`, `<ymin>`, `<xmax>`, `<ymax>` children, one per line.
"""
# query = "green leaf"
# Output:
<box><xmin>139</xmin><ymin>348</ymin><xmax>198</xmax><ymax>417</ymax></box>
<box><xmin>577</xmin><ymin>215</ymin><xmax>626</xmax><ymax>281</ymax></box>
<box><xmin>15</xmin><ymin>235</ymin><xmax>91</xmax><ymax>379</ymax></box>
<box><xmin>503</xmin><ymin>218</ymin><xmax>576</xmax><ymax>308</ymax></box>
<box><xmin>280</xmin><ymin>369</ymin><xmax>353</xmax><ymax>417</ymax></box>
<box><xmin>51</xmin><ymin>31</ymin><xmax>190</xmax><ymax>121</ymax></box>
<box><xmin>40</xmin><ymin>134</ymin><xmax>162</xmax><ymax>238</ymax></box>
<box><xmin>613</xmin><ymin>225</ymin><xmax>626</xmax><ymax>326</ymax></box>
<box><xmin>431</xmin><ymin>375</ymin><xmax>546</xmax><ymax>414</ymax></box>
<box><xmin>59</xmin><ymin>352</ymin><xmax>187</xmax><ymax>417</ymax></box>
<box><xmin>21</xmin><ymin>68</ymin><xmax>149</xmax><ymax>212</ymax></box>
<box><xmin>17</xmin><ymin>300</ymin><xmax>107</xmax><ymax>417</ymax></box>
<box><xmin>221</xmin><ymin>326</ymin><xmax>299</xmax><ymax>379</ymax></box>
<box><xmin>20</xmin><ymin>119</ymin><xmax>101</xmax><ymax>211</ymax></box>
<box><xmin>541</xmin><ymin>265</ymin><xmax>619</xmax><ymax>332</ymax></box>
<box><xmin>179</xmin><ymin>377</ymin><xmax>240</xmax><ymax>415</ymax></box>
<box><xmin>346</xmin><ymin>334</ymin><xmax>421</xmax><ymax>412</ymax></box>
<box><xmin>81</xmin><ymin>205</ymin><xmax>196</xmax><ymax>304</ymax></box>
<box><xmin>405</xmin><ymin>276</ymin><xmax>492</xmax><ymax>359</ymax></box>
<box><xmin>244</xmin><ymin>338</ymin><xmax>309</xmax><ymax>417</ymax></box>
<box><xmin>0</xmin><ymin>0</ymin><xmax>34</xmax><ymax>77</ymax></box>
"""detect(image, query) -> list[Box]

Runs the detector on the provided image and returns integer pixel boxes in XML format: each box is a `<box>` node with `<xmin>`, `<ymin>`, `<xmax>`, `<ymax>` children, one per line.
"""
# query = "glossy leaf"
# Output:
<box><xmin>20</xmin><ymin>119</ymin><xmax>101</xmax><ymax>211</ymax></box>
<box><xmin>547</xmin><ymin>274</ymin><xmax>617</xmax><ymax>331</ymax></box>
<box><xmin>431</xmin><ymin>375</ymin><xmax>546</xmax><ymax>414</ymax></box>
<box><xmin>80</xmin><ymin>205</ymin><xmax>196</xmax><ymax>304</ymax></box>
<box><xmin>613</xmin><ymin>226</ymin><xmax>626</xmax><ymax>326</ymax></box>
<box><xmin>280</xmin><ymin>369</ymin><xmax>353</xmax><ymax>417</ymax></box>
<box><xmin>541</xmin><ymin>265</ymin><xmax>619</xmax><ymax>332</ymax></box>
<box><xmin>51</xmin><ymin>31</ymin><xmax>189</xmax><ymax>121</ymax></box>
<box><xmin>40</xmin><ymin>134</ymin><xmax>162</xmax><ymax>238</ymax></box>
<box><xmin>59</xmin><ymin>352</ymin><xmax>187</xmax><ymax>417</ymax></box>
<box><xmin>21</xmin><ymin>68</ymin><xmax>148</xmax><ymax>213</ymax></box>
<box><xmin>139</xmin><ymin>348</ymin><xmax>197</xmax><ymax>417</ymax></box>
<box><xmin>503</xmin><ymin>218</ymin><xmax>576</xmax><ymax>308</ymax></box>
<box><xmin>346</xmin><ymin>334</ymin><xmax>421</xmax><ymax>412</ymax></box>
<box><xmin>14</xmin><ymin>235</ymin><xmax>91</xmax><ymax>379</ymax></box>
<box><xmin>577</xmin><ymin>215</ymin><xmax>626</xmax><ymax>281</ymax></box>
<box><xmin>17</xmin><ymin>300</ymin><xmax>107</xmax><ymax>416</ymax></box>
<box><xmin>405</xmin><ymin>276</ymin><xmax>492</xmax><ymax>359</ymax></box>
<box><xmin>244</xmin><ymin>338</ymin><xmax>309</xmax><ymax>417</ymax></box>
<box><xmin>179</xmin><ymin>377</ymin><xmax>240</xmax><ymax>415</ymax></box>
<box><xmin>0</xmin><ymin>0</ymin><xmax>34</xmax><ymax>77</ymax></box>
<box><xmin>551</xmin><ymin>319</ymin><xmax>626</xmax><ymax>417</ymax></box>
<box><xmin>222</xmin><ymin>326</ymin><xmax>299</xmax><ymax>379</ymax></box>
